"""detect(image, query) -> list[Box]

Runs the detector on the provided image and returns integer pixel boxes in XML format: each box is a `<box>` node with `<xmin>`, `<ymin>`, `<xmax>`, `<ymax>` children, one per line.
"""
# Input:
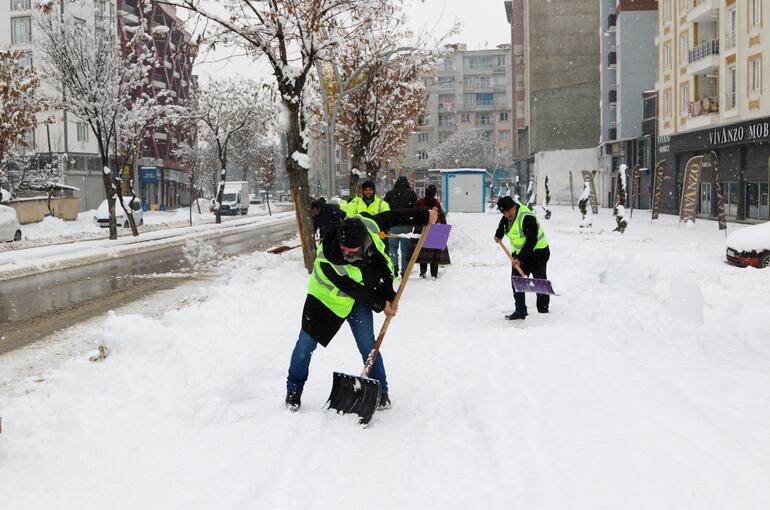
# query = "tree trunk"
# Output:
<box><xmin>99</xmin><ymin>153</ymin><xmax>118</xmax><ymax>240</ymax></box>
<box><xmin>284</xmin><ymin>102</ymin><xmax>316</xmax><ymax>272</ymax></box>
<box><xmin>215</xmin><ymin>167</ymin><xmax>225</xmax><ymax>224</ymax></box>
<box><xmin>348</xmin><ymin>147</ymin><xmax>364</xmax><ymax>197</ymax></box>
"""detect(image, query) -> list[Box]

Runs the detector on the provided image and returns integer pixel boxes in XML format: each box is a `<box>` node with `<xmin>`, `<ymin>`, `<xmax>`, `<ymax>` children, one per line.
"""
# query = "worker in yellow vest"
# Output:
<box><xmin>346</xmin><ymin>180</ymin><xmax>390</xmax><ymax>217</ymax></box>
<box><xmin>494</xmin><ymin>196</ymin><xmax>551</xmax><ymax>320</ymax></box>
<box><xmin>285</xmin><ymin>207</ymin><xmax>438</xmax><ymax>412</ymax></box>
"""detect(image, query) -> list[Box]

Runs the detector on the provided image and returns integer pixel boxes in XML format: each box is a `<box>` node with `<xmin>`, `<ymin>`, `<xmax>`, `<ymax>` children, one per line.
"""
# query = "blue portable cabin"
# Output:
<box><xmin>439</xmin><ymin>168</ymin><xmax>487</xmax><ymax>213</ymax></box>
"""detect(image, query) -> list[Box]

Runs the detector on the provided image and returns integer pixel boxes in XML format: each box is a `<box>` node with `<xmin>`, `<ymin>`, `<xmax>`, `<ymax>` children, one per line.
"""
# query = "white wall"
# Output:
<box><xmin>532</xmin><ymin>148</ymin><xmax>609</xmax><ymax>207</ymax></box>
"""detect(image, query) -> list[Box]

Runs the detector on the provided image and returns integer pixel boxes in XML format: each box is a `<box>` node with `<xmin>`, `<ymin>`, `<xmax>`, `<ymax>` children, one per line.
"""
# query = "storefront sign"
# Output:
<box><xmin>140</xmin><ymin>167</ymin><xmax>159</xmax><ymax>184</ymax></box>
<box><xmin>652</xmin><ymin>160</ymin><xmax>666</xmax><ymax>220</ymax></box>
<box><xmin>709</xmin><ymin>152</ymin><xmax>727</xmax><ymax>231</ymax></box>
<box><xmin>657</xmin><ymin>135</ymin><xmax>670</xmax><ymax>153</ymax></box>
<box><xmin>581</xmin><ymin>170</ymin><xmax>599</xmax><ymax>214</ymax></box>
<box><xmin>708</xmin><ymin>120</ymin><xmax>770</xmax><ymax>146</ymax></box>
<box><xmin>679</xmin><ymin>156</ymin><xmax>703</xmax><ymax>223</ymax></box>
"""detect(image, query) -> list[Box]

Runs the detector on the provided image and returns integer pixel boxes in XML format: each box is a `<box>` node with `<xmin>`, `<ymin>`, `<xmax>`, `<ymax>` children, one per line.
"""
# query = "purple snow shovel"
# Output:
<box><xmin>496</xmin><ymin>240</ymin><xmax>558</xmax><ymax>296</ymax></box>
<box><xmin>327</xmin><ymin>223</ymin><xmax>452</xmax><ymax>426</ymax></box>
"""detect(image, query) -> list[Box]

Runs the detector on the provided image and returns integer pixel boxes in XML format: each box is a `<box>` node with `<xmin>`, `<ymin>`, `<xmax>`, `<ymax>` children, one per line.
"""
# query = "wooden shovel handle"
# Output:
<box><xmin>496</xmin><ymin>239</ymin><xmax>526</xmax><ymax>277</ymax></box>
<box><xmin>362</xmin><ymin>224</ymin><xmax>432</xmax><ymax>377</ymax></box>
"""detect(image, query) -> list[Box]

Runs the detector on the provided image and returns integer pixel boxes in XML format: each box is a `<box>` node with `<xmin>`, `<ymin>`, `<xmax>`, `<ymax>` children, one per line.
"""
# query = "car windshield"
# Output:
<box><xmin>223</xmin><ymin>193</ymin><xmax>237</xmax><ymax>202</ymax></box>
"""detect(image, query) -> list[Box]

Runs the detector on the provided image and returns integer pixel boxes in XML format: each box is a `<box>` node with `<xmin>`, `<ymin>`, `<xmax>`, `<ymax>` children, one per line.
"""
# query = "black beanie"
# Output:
<box><xmin>497</xmin><ymin>196</ymin><xmax>516</xmax><ymax>212</ymax></box>
<box><xmin>338</xmin><ymin>218</ymin><xmax>368</xmax><ymax>247</ymax></box>
<box><xmin>361</xmin><ymin>180</ymin><xmax>375</xmax><ymax>191</ymax></box>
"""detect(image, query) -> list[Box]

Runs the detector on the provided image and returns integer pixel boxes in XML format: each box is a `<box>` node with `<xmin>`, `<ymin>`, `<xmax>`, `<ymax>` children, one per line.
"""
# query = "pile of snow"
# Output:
<box><xmin>725</xmin><ymin>220</ymin><xmax>770</xmax><ymax>252</ymax></box>
<box><xmin>1</xmin><ymin>206</ymin><xmax>769</xmax><ymax>509</ymax></box>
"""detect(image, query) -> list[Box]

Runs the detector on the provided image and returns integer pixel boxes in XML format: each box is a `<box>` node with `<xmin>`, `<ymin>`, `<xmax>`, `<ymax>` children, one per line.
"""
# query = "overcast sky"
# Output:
<box><xmin>193</xmin><ymin>0</ymin><xmax>512</xmax><ymax>84</ymax></box>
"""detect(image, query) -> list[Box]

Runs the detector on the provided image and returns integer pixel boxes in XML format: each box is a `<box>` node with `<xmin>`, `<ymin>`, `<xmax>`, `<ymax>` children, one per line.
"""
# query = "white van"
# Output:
<box><xmin>94</xmin><ymin>197</ymin><xmax>144</xmax><ymax>228</ymax></box>
<box><xmin>220</xmin><ymin>181</ymin><xmax>250</xmax><ymax>215</ymax></box>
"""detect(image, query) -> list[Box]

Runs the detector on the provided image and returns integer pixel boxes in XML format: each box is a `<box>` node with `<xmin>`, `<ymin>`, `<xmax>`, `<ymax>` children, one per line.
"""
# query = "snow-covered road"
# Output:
<box><xmin>1</xmin><ymin>206</ymin><xmax>768</xmax><ymax>509</ymax></box>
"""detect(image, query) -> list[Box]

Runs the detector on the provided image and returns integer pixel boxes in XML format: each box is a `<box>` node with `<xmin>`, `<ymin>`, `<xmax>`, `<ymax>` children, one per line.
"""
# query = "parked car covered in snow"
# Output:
<box><xmin>725</xmin><ymin>221</ymin><xmax>770</xmax><ymax>268</ymax></box>
<box><xmin>0</xmin><ymin>204</ymin><xmax>22</xmax><ymax>242</ymax></box>
<box><xmin>94</xmin><ymin>197</ymin><xmax>144</xmax><ymax>228</ymax></box>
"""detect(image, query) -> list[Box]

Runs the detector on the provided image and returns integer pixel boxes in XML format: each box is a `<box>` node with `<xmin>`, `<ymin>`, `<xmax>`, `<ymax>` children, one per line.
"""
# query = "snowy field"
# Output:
<box><xmin>1</xmin><ymin>205</ymin><xmax>769</xmax><ymax>509</ymax></box>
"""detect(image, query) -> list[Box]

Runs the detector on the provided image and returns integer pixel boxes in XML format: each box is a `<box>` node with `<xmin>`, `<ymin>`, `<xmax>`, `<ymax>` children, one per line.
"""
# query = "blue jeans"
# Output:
<box><xmin>388</xmin><ymin>226</ymin><xmax>413</xmax><ymax>276</ymax></box>
<box><xmin>286</xmin><ymin>303</ymin><xmax>388</xmax><ymax>394</ymax></box>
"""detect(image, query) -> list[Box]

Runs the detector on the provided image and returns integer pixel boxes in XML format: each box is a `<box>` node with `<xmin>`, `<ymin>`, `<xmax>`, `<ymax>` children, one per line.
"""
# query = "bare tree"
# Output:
<box><xmin>0</xmin><ymin>50</ymin><xmax>52</xmax><ymax>193</ymax></box>
<box><xmin>191</xmin><ymin>79</ymin><xmax>271</xmax><ymax>224</ymax></box>
<box><xmin>157</xmin><ymin>0</ymin><xmax>395</xmax><ymax>270</ymax></box>
<box><xmin>36</xmin><ymin>1</ymin><xmax>158</xmax><ymax>239</ymax></box>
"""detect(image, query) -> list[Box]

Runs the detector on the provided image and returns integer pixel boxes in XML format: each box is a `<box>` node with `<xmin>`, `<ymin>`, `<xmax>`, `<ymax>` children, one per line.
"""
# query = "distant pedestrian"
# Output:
<box><xmin>383</xmin><ymin>176</ymin><xmax>418</xmax><ymax>277</ymax></box>
<box><xmin>311</xmin><ymin>198</ymin><xmax>346</xmax><ymax>241</ymax></box>
<box><xmin>415</xmin><ymin>184</ymin><xmax>450</xmax><ymax>279</ymax></box>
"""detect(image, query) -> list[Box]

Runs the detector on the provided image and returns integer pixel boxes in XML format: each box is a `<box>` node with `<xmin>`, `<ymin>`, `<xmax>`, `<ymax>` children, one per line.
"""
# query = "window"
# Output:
<box><xmin>750</xmin><ymin>57</ymin><xmax>762</xmax><ymax>93</ymax></box>
<box><xmin>663</xmin><ymin>42</ymin><xmax>672</xmax><ymax>70</ymax></box>
<box><xmin>680</xmin><ymin>83</ymin><xmax>689</xmax><ymax>114</ymax></box>
<box><xmin>17</xmin><ymin>51</ymin><xmax>32</xmax><ymax>68</ymax></box>
<box><xmin>726</xmin><ymin>7</ymin><xmax>737</xmax><ymax>48</ymax></box>
<box><xmin>464</xmin><ymin>94</ymin><xmax>475</xmax><ymax>105</ymax></box>
<box><xmin>724</xmin><ymin>182</ymin><xmax>738</xmax><ymax>217</ymax></box>
<box><xmin>751</xmin><ymin>0</ymin><xmax>761</xmax><ymax>27</ymax></box>
<box><xmin>416</xmin><ymin>150</ymin><xmax>429</xmax><ymax>161</ymax></box>
<box><xmin>461</xmin><ymin>113</ymin><xmax>470</xmax><ymax>123</ymax></box>
<box><xmin>11</xmin><ymin>0</ymin><xmax>30</xmax><ymax>10</ymax></box>
<box><xmin>463</xmin><ymin>76</ymin><xmax>474</xmax><ymax>87</ymax></box>
<box><xmin>438</xmin><ymin>77</ymin><xmax>454</xmax><ymax>90</ymax></box>
<box><xmin>499</xmin><ymin>112</ymin><xmax>509</xmax><ymax>122</ymax></box>
<box><xmin>479</xmin><ymin>76</ymin><xmax>491</xmax><ymax>88</ymax></box>
<box><xmin>77</xmin><ymin>122</ymin><xmax>89</xmax><ymax>143</ymax></box>
<box><xmin>726</xmin><ymin>65</ymin><xmax>737</xmax><ymax>108</ymax></box>
<box><xmin>417</xmin><ymin>132</ymin><xmax>429</xmax><ymax>143</ymax></box>
<box><xmin>496</xmin><ymin>55</ymin><xmax>506</xmax><ymax>67</ymax></box>
<box><xmin>21</xmin><ymin>128</ymin><xmax>34</xmax><ymax>147</ymax></box>
<box><xmin>440</xmin><ymin>58</ymin><xmax>453</xmax><ymax>72</ymax></box>
<box><xmin>438</xmin><ymin>113</ymin><xmax>454</xmax><ymax>128</ymax></box>
<box><xmin>476</xmin><ymin>92</ymin><xmax>493</xmax><ymax>106</ymax></box>
<box><xmin>499</xmin><ymin>130</ymin><xmax>510</xmax><ymax>141</ymax></box>
<box><xmin>11</xmin><ymin>17</ymin><xmax>32</xmax><ymax>44</ymax></box>
<box><xmin>679</xmin><ymin>32</ymin><xmax>689</xmax><ymax>62</ymax></box>
<box><xmin>746</xmin><ymin>182</ymin><xmax>769</xmax><ymax>219</ymax></box>
<box><xmin>477</xmin><ymin>113</ymin><xmax>491</xmax><ymax>125</ymax></box>
<box><xmin>464</xmin><ymin>56</ymin><xmax>491</xmax><ymax>69</ymax></box>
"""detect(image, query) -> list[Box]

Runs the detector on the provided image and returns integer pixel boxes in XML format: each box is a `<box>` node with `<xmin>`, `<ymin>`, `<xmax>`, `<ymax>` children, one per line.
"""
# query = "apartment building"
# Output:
<box><xmin>656</xmin><ymin>0</ymin><xmax>769</xmax><ymax>220</ymax></box>
<box><xmin>504</xmin><ymin>0</ymin><xmax>529</xmax><ymax>196</ymax></box>
<box><xmin>600</xmin><ymin>0</ymin><xmax>658</xmax><ymax>208</ymax></box>
<box><xmin>1</xmin><ymin>0</ymin><xmax>194</xmax><ymax>211</ymax></box>
<box><xmin>402</xmin><ymin>43</ymin><xmax>514</xmax><ymax>196</ymax></box>
<box><xmin>1</xmin><ymin>0</ymin><xmax>110</xmax><ymax>209</ymax></box>
<box><xmin>508</xmin><ymin>0</ymin><xmax>601</xmax><ymax>206</ymax></box>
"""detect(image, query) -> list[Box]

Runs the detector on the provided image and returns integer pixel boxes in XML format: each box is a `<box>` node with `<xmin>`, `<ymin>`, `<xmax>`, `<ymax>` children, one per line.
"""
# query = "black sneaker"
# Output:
<box><xmin>419</xmin><ymin>273</ymin><xmax>426</xmax><ymax>279</ymax></box>
<box><xmin>378</xmin><ymin>392</ymin><xmax>391</xmax><ymax>410</ymax></box>
<box><xmin>537</xmin><ymin>307</ymin><xmax>549</xmax><ymax>314</ymax></box>
<box><xmin>505</xmin><ymin>309</ymin><xmax>528</xmax><ymax>320</ymax></box>
<box><xmin>285</xmin><ymin>391</ymin><xmax>302</xmax><ymax>412</ymax></box>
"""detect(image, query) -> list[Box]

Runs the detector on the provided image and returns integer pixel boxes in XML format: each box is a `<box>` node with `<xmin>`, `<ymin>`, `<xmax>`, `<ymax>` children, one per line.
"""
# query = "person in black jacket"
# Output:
<box><xmin>383</xmin><ymin>176</ymin><xmax>418</xmax><ymax>276</ymax></box>
<box><xmin>494</xmin><ymin>196</ymin><xmax>551</xmax><ymax>320</ymax></box>
<box><xmin>311</xmin><ymin>198</ymin><xmax>346</xmax><ymax>241</ymax></box>
<box><xmin>285</xmin><ymin>207</ymin><xmax>438</xmax><ymax>412</ymax></box>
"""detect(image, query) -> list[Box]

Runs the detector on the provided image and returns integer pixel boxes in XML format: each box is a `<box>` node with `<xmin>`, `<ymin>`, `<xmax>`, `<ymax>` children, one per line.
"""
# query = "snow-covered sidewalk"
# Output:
<box><xmin>0</xmin><ymin>206</ymin><xmax>769</xmax><ymax>509</ymax></box>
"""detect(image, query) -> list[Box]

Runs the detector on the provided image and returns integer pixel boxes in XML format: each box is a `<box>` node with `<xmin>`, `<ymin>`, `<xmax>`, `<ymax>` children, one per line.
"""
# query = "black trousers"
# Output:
<box><xmin>420</xmin><ymin>262</ymin><xmax>438</xmax><ymax>277</ymax></box>
<box><xmin>511</xmin><ymin>252</ymin><xmax>550</xmax><ymax>312</ymax></box>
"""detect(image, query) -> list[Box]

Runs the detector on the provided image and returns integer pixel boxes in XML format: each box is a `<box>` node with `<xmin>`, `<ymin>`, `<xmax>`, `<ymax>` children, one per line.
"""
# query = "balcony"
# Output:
<box><xmin>607</xmin><ymin>12</ymin><xmax>616</xmax><ymax>32</ymax></box>
<box><xmin>608</xmin><ymin>86</ymin><xmax>617</xmax><ymax>108</ymax></box>
<box><xmin>687</xmin><ymin>40</ymin><xmax>719</xmax><ymax>75</ymax></box>
<box><xmin>686</xmin><ymin>96</ymin><xmax>719</xmax><ymax>129</ymax></box>
<box><xmin>686</xmin><ymin>0</ymin><xmax>719</xmax><ymax>24</ymax></box>
<box><xmin>608</xmin><ymin>49</ymin><xmax>617</xmax><ymax>70</ymax></box>
<box><xmin>608</xmin><ymin>123</ymin><xmax>617</xmax><ymax>141</ymax></box>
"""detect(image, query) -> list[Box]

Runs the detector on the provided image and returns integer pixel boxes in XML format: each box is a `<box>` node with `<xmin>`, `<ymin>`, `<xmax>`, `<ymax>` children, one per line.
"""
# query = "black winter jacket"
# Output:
<box><xmin>313</xmin><ymin>203</ymin><xmax>346</xmax><ymax>239</ymax></box>
<box><xmin>301</xmin><ymin>208</ymin><xmax>431</xmax><ymax>346</ymax></box>
<box><xmin>383</xmin><ymin>177</ymin><xmax>418</xmax><ymax>210</ymax></box>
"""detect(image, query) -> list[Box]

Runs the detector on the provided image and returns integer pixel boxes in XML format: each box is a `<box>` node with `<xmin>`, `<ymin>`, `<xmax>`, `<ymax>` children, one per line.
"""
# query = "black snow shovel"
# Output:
<box><xmin>326</xmin><ymin>224</ymin><xmax>437</xmax><ymax>426</ymax></box>
<box><xmin>496</xmin><ymin>240</ymin><xmax>558</xmax><ymax>296</ymax></box>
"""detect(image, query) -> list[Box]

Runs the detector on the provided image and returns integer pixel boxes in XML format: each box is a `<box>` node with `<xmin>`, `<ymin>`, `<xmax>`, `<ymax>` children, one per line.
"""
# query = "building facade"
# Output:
<box><xmin>656</xmin><ymin>0</ymin><xmax>769</xmax><ymax>221</ymax></box>
<box><xmin>1</xmin><ymin>0</ymin><xmax>194</xmax><ymax>211</ymax></box>
<box><xmin>600</xmin><ymin>0</ymin><xmax>658</xmax><ymax>208</ymax></box>
<box><xmin>402</xmin><ymin>43</ymin><xmax>514</xmax><ymax>197</ymax></box>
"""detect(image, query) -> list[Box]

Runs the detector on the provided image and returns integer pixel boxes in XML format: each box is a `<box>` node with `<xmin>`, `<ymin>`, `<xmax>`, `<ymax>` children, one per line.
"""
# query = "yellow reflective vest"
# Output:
<box><xmin>345</xmin><ymin>195</ymin><xmax>390</xmax><ymax>217</ymax></box>
<box><xmin>307</xmin><ymin>215</ymin><xmax>394</xmax><ymax>317</ymax></box>
<box><xmin>506</xmin><ymin>204</ymin><xmax>548</xmax><ymax>255</ymax></box>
